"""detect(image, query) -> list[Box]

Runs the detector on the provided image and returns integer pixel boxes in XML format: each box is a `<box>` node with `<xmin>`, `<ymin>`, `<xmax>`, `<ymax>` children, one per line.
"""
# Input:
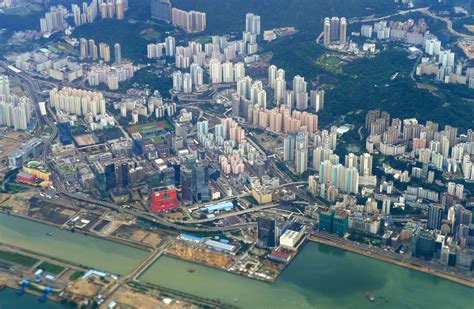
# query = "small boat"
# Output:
<box><xmin>187</xmin><ymin>267</ymin><xmax>196</xmax><ymax>273</ymax></box>
<box><xmin>46</xmin><ymin>232</ymin><xmax>53</xmax><ymax>236</ymax></box>
<box><xmin>365</xmin><ymin>292</ymin><xmax>375</xmax><ymax>302</ymax></box>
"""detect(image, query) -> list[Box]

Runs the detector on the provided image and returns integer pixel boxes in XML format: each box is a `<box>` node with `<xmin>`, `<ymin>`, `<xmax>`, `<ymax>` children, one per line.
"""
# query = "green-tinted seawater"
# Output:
<box><xmin>0</xmin><ymin>214</ymin><xmax>148</xmax><ymax>275</ymax></box>
<box><xmin>0</xmin><ymin>288</ymin><xmax>70</xmax><ymax>309</ymax></box>
<box><xmin>0</xmin><ymin>213</ymin><xmax>471</xmax><ymax>308</ymax></box>
<box><xmin>141</xmin><ymin>242</ymin><xmax>472</xmax><ymax>308</ymax></box>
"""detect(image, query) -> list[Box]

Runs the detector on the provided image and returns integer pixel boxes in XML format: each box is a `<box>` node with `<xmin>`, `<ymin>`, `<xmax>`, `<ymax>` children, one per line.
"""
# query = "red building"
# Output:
<box><xmin>16</xmin><ymin>171</ymin><xmax>36</xmax><ymax>183</ymax></box>
<box><xmin>151</xmin><ymin>185</ymin><xmax>179</xmax><ymax>212</ymax></box>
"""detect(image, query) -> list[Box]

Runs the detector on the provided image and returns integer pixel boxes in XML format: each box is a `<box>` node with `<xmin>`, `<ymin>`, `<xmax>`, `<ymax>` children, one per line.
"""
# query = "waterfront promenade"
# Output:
<box><xmin>308</xmin><ymin>232</ymin><xmax>474</xmax><ymax>288</ymax></box>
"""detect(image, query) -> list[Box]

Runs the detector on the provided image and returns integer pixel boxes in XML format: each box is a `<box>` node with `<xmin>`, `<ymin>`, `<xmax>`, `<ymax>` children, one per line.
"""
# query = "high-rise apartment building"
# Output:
<box><xmin>428</xmin><ymin>204</ymin><xmax>444</xmax><ymax>230</ymax></box>
<box><xmin>114</xmin><ymin>43</ymin><xmax>122</xmax><ymax>64</ymax></box>
<box><xmin>323</xmin><ymin>17</ymin><xmax>331</xmax><ymax>45</ymax></box>
<box><xmin>151</xmin><ymin>0</ymin><xmax>172</xmax><ymax>23</ymax></box>
<box><xmin>310</xmin><ymin>89</ymin><xmax>325</xmax><ymax>112</ymax></box>
<box><xmin>323</xmin><ymin>16</ymin><xmax>348</xmax><ymax>45</ymax></box>
<box><xmin>340</xmin><ymin>17</ymin><xmax>347</xmax><ymax>45</ymax></box>
<box><xmin>0</xmin><ymin>75</ymin><xmax>32</xmax><ymax>131</ymax></box>
<box><xmin>50</xmin><ymin>87</ymin><xmax>106</xmax><ymax>116</ymax></box>
<box><xmin>165</xmin><ymin>36</ymin><xmax>176</xmax><ymax>56</ymax></box>
<box><xmin>245</xmin><ymin>13</ymin><xmax>261</xmax><ymax>35</ymax></box>
<box><xmin>330</xmin><ymin>17</ymin><xmax>340</xmax><ymax>42</ymax></box>
<box><xmin>171</xmin><ymin>8</ymin><xmax>206</xmax><ymax>33</ymax></box>
<box><xmin>99</xmin><ymin>43</ymin><xmax>111</xmax><ymax>62</ymax></box>
<box><xmin>257</xmin><ymin>217</ymin><xmax>277</xmax><ymax>248</ymax></box>
<box><xmin>295</xmin><ymin>130</ymin><xmax>308</xmax><ymax>174</ymax></box>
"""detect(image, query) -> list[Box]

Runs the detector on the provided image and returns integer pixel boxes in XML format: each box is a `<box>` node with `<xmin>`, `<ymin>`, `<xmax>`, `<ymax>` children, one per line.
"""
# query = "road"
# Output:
<box><xmin>351</xmin><ymin>7</ymin><xmax>474</xmax><ymax>40</ymax></box>
<box><xmin>8</xmin><ymin>71</ymin><xmax>257</xmax><ymax>233</ymax></box>
<box><xmin>421</xmin><ymin>10</ymin><xmax>474</xmax><ymax>40</ymax></box>
<box><xmin>173</xmin><ymin>203</ymin><xmax>280</xmax><ymax>224</ymax></box>
<box><xmin>61</xmin><ymin>190</ymin><xmax>256</xmax><ymax>232</ymax></box>
<box><xmin>351</xmin><ymin>7</ymin><xmax>429</xmax><ymax>24</ymax></box>
<box><xmin>310</xmin><ymin>232</ymin><xmax>474</xmax><ymax>287</ymax></box>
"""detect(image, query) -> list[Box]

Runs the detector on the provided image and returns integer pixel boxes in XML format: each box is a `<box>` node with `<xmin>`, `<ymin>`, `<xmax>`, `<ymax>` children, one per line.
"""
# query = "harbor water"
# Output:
<box><xmin>0</xmin><ymin>288</ymin><xmax>70</xmax><ymax>308</ymax></box>
<box><xmin>140</xmin><ymin>242</ymin><xmax>472</xmax><ymax>308</ymax></box>
<box><xmin>0</xmin><ymin>213</ymin><xmax>471</xmax><ymax>308</ymax></box>
<box><xmin>0</xmin><ymin>214</ymin><xmax>148</xmax><ymax>275</ymax></box>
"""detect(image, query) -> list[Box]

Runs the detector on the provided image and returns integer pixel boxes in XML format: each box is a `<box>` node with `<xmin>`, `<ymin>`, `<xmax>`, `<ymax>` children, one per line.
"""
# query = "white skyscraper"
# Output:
<box><xmin>0</xmin><ymin>76</ymin><xmax>31</xmax><ymax>131</ymax></box>
<box><xmin>295</xmin><ymin>130</ymin><xmax>308</xmax><ymax>174</ymax></box>
<box><xmin>49</xmin><ymin>87</ymin><xmax>106</xmax><ymax>116</ymax></box>
<box><xmin>310</xmin><ymin>89</ymin><xmax>325</xmax><ymax>112</ymax></box>
<box><xmin>234</xmin><ymin>62</ymin><xmax>245</xmax><ymax>82</ymax></box>
<box><xmin>182</xmin><ymin>73</ymin><xmax>193</xmax><ymax>93</ymax></box>
<box><xmin>340</xmin><ymin>17</ymin><xmax>347</xmax><ymax>45</ymax></box>
<box><xmin>165</xmin><ymin>36</ymin><xmax>176</xmax><ymax>57</ymax></box>
<box><xmin>209</xmin><ymin>59</ymin><xmax>223</xmax><ymax>84</ymax></box>
<box><xmin>222</xmin><ymin>61</ymin><xmax>234</xmax><ymax>83</ymax></box>
<box><xmin>359</xmin><ymin>153</ymin><xmax>373</xmax><ymax>176</ymax></box>
<box><xmin>245</xmin><ymin>13</ymin><xmax>261</xmax><ymax>35</ymax></box>
<box><xmin>274</xmin><ymin>77</ymin><xmax>286</xmax><ymax>103</ymax></box>
<box><xmin>172</xmin><ymin>71</ymin><xmax>183</xmax><ymax>92</ymax></box>
<box><xmin>268</xmin><ymin>65</ymin><xmax>277</xmax><ymax>89</ymax></box>
<box><xmin>293</xmin><ymin>75</ymin><xmax>308</xmax><ymax>110</ymax></box>
<box><xmin>323</xmin><ymin>17</ymin><xmax>331</xmax><ymax>45</ymax></box>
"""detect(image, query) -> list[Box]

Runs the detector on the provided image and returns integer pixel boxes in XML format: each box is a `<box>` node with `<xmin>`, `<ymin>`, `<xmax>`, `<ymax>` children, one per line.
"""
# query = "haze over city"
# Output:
<box><xmin>0</xmin><ymin>0</ymin><xmax>472</xmax><ymax>308</ymax></box>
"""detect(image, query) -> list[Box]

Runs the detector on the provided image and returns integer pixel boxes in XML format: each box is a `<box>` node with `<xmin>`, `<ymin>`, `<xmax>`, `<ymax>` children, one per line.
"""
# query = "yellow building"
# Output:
<box><xmin>23</xmin><ymin>161</ymin><xmax>51</xmax><ymax>181</ymax></box>
<box><xmin>251</xmin><ymin>186</ymin><xmax>273</xmax><ymax>204</ymax></box>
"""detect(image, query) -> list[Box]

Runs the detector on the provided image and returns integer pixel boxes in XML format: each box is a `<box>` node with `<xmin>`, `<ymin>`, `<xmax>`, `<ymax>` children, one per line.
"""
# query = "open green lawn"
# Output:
<box><xmin>37</xmin><ymin>262</ymin><xmax>65</xmax><ymax>275</ymax></box>
<box><xmin>318</xmin><ymin>56</ymin><xmax>346</xmax><ymax>74</ymax></box>
<box><xmin>0</xmin><ymin>250</ymin><xmax>38</xmax><ymax>267</ymax></box>
<box><xmin>128</xmin><ymin>119</ymin><xmax>172</xmax><ymax>134</ymax></box>
<box><xmin>141</xmin><ymin>30</ymin><xmax>162</xmax><ymax>41</ymax></box>
<box><xmin>69</xmin><ymin>271</ymin><xmax>85</xmax><ymax>281</ymax></box>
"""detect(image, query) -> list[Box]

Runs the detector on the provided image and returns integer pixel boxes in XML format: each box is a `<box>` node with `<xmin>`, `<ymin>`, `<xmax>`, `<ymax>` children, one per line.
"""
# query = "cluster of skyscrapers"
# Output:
<box><xmin>209</xmin><ymin>60</ymin><xmax>245</xmax><ymax>84</ymax></box>
<box><xmin>0</xmin><ymin>75</ymin><xmax>32</xmax><ymax>131</ymax></box>
<box><xmin>323</xmin><ymin>17</ymin><xmax>347</xmax><ymax>46</ymax></box>
<box><xmin>171</xmin><ymin>8</ymin><xmax>206</xmax><ymax>33</ymax></box>
<box><xmin>49</xmin><ymin>87</ymin><xmax>106</xmax><ymax>116</ymax></box>
<box><xmin>150</xmin><ymin>0</ymin><xmax>206</xmax><ymax>32</ymax></box>
<box><xmin>87</xmin><ymin>62</ymin><xmax>135</xmax><ymax>90</ymax></box>
<box><xmin>268</xmin><ymin>65</ymin><xmax>325</xmax><ymax>112</ymax></box>
<box><xmin>172</xmin><ymin>64</ymin><xmax>204</xmax><ymax>94</ymax></box>
<box><xmin>365</xmin><ymin>109</ymin><xmax>474</xmax><ymax>180</ymax></box>
<box><xmin>180</xmin><ymin>157</ymin><xmax>211</xmax><ymax>205</ymax></box>
<box><xmin>245</xmin><ymin>13</ymin><xmax>261</xmax><ymax>36</ymax></box>
<box><xmin>80</xmin><ymin>39</ymin><xmax>122</xmax><ymax>64</ymax></box>
<box><xmin>72</xmin><ymin>0</ymin><xmax>128</xmax><ymax>27</ymax></box>
<box><xmin>40</xmin><ymin>6</ymin><xmax>67</xmax><ymax>34</ymax></box>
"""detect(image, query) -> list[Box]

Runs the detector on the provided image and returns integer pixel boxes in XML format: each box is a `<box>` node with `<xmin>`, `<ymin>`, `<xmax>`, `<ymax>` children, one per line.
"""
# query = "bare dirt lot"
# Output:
<box><xmin>112</xmin><ymin>225</ymin><xmax>162</xmax><ymax>247</ymax></box>
<box><xmin>0</xmin><ymin>191</ymin><xmax>36</xmax><ymax>214</ymax></box>
<box><xmin>463</xmin><ymin>24</ymin><xmax>474</xmax><ymax>33</ymax></box>
<box><xmin>67</xmin><ymin>278</ymin><xmax>104</xmax><ymax>298</ymax></box>
<box><xmin>103</xmin><ymin>286</ymin><xmax>196</xmax><ymax>309</ymax></box>
<box><xmin>28</xmin><ymin>197</ymin><xmax>78</xmax><ymax>225</ymax></box>
<box><xmin>458</xmin><ymin>41</ymin><xmax>474</xmax><ymax>59</ymax></box>
<box><xmin>166</xmin><ymin>242</ymin><xmax>233</xmax><ymax>268</ymax></box>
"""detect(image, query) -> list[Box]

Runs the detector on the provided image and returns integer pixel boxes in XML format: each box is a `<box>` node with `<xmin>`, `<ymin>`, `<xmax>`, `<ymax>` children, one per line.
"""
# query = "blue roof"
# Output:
<box><xmin>179</xmin><ymin>233</ymin><xmax>204</xmax><ymax>242</ymax></box>
<box><xmin>201</xmin><ymin>201</ymin><xmax>233</xmax><ymax>213</ymax></box>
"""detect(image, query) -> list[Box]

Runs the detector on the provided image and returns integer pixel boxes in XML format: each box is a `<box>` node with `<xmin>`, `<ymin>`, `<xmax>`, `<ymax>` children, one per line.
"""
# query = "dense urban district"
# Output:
<box><xmin>0</xmin><ymin>0</ymin><xmax>473</xmax><ymax>308</ymax></box>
